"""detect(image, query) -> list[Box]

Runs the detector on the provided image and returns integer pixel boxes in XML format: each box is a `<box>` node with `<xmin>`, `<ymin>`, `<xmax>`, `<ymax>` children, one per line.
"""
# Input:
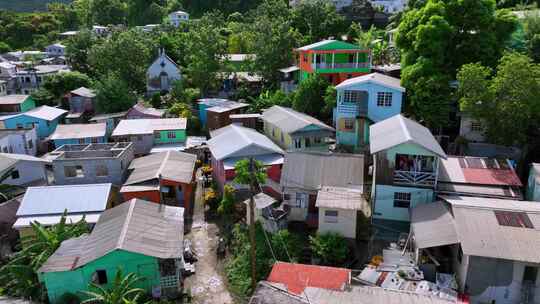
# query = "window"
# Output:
<box><xmin>96</xmin><ymin>165</ymin><xmax>108</xmax><ymax>177</ymax></box>
<box><xmin>283</xmin><ymin>194</ymin><xmax>291</xmax><ymax>201</ymax></box>
<box><xmin>46</xmin><ymin>121</ymin><xmax>50</xmax><ymax>127</ymax></box>
<box><xmin>293</xmin><ymin>193</ymin><xmax>307</xmax><ymax>208</ymax></box>
<box><xmin>272</xmin><ymin>128</ymin><xmax>275</xmax><ymax>137</ymax></box>
<box><xmin>343</xmin><ymin>90</ymin><xmax>363</xmax><ymax>103</ymax></box>
<box><xmin>27</xmin><ymin>140</ymin><xmax>33</xmax><ymax>149</ymax></box>
<box><xmin>305</xmin><ymin>138</ymin><xmax>311</xmax><ymax>147</ymax></box>
<box><xmin>343</xmin><ymin>118</ymin><xmax>354</xmax><ymax>131</ymax></box>
<box><xmin>470</xmin><ymin>121</ymin><xmax>483</xmax><ymax>132</ymax></box>
<box><xmin>280</xmin><ymin>132</ymin><xmax>284</xmax><ymax>143</ymax></box>
<box><xmin>376</xmin><ymin>92</ymin><xmax>393</xmax><ymax>107</ymax></box>
<box><xmin>303</xmin><ymin>54</ymin><xmax>308</xmax><ymax>63</ymax></box>
<box><xmin>324</xmin><ymin>210</ymin><xmax>338</xmax><ymax>223</ymax></box>
<box><xmin>393</xmin><ymin>192</ymin><xmax>411</xmax><ymax>208</ymax></box>
<box><xmin>11</xmin><ymin>170</ymin><xmax>20</xmax><ymax>179</ymax></box>
<box><xmin>167</xmin><ymin>131</ymin><xmax>176</xmax><ymax>139</ymax></box>
<box><xmin>2</xmin><ymin>147</ymin><xmax>7</xmax><ymax>153</ymax></box>
<box><xmin>457</xmin><ymin>245</ymin><xmax>463</xmax><ymax>264</ymax></box>
<box><xmin>314</xmin><ymin>137</ymin><xmax>322</xmax><ymax>144</ymax></box>
<box><xmin>93</xmin><ymin>270</ymin><xmax>108</xmax><ymax>285</ymax></box>
<box><xmin>494</xmin><ymin>211</ymin><xmax>534</xmax><ymax>228</ymax></box>
<box><xmin>16</xmin><ymin>123</ymin><xmax>23</xmax><ymax>129</ymax></box>
<box><xmin>348</xmin><ymin>54</ymin><xmax>354</xmax><ymax>63</ymax></box>
<box><xmin>294</xmin><ymin>139</ymin><xmax>302</xmax><ymax>149</ymax></box>
<box><xmin>154</xmin><ymin>132</ymin><xmax>160</xmax><ymax>139</ymax></box>
<box><xmin>78</xmin><ymin>138</ymin><xmax>85</xmax><ymax>144</ymax></box>
<box><xmin>65</xmin><ymin>165</ymin><xmax>84</xmax><ymax>178</ymax></box>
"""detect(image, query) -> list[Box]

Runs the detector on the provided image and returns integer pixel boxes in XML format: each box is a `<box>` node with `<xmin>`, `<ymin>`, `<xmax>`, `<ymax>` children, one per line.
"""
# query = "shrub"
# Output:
<box><xmin>309</xmin><ymin>232</ymin><xmax>348</xmax><ymax>266</ymax></box>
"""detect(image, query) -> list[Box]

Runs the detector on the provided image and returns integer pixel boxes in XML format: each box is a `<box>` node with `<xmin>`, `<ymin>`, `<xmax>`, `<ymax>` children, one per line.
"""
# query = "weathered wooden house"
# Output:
<box><xmin>38</xmin><ymin>199</ymin><xmax>185</xmax><ymax>303</ymax></box>
<box><xmin>0</xmin><ymin>95</ymin><xmax>36</xmax><ymax>113</ymax></box>
<box><xmin>65</xmin><ymin>87</ymin><xmax>96</xmax><ymax>123</ymax></box>
<box><xmin>120</xmin><ymin>151</ymin><xmax>197</xmax><ymax>215</ymax></box>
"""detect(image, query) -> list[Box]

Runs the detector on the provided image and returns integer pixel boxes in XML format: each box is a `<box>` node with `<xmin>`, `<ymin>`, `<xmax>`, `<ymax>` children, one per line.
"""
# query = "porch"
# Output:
<box><xmin>393</xmin><ymin>154</ymin><xmax>437</xmax><ymax>187</ymax></box>
<box><xmin>309</xmin><ymin>50</ymin><xmax>371</xmax><ymax>72</ymax></box>
<box><xmin>158</xmin><ymin>258</ymin><xmax>183</xmax><ymax>299</ymax></box>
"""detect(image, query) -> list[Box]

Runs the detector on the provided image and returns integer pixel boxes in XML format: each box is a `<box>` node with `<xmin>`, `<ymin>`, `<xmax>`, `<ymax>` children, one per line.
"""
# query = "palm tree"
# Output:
<box><xmin>0</xmin><ymin>211</ymin><xmax>89</xmax><ymax>300</ymax></box>
<box><xmin>81</xmin><ymin>270</ymin><xmax>146</xmax><ymax>304</ymax></box>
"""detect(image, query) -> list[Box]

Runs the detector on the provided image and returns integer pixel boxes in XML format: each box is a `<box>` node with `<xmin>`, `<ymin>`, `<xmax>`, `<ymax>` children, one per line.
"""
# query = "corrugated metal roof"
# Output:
<box><xmin>223</xmin><ymin>154</ymin><xmax>283</xmax><ymax>170</ymax></box>
<box><xmin>315</xmin><ymin>186</ymin><xmax>368</xmax><ymax>212</ymax></box>
<box><xmin>112</xmin><ymin>118</ymin><xmax>187</xmax><ymax>136</ymax></box>
<box><xmin>370</xmin><ymin>115</ymin><xmax>446</xmax><ymax>158</ymax></box>
<box><xmin>297</xmin><ymin>40</ymin><xmax>336</xmax><ymax>51</ymax></box>
<box><xmin>281</xmin><ymin>152</ymin><xmax>364</xmax><ymax>191</ymax></box>
<box><xmin>50</xmin><ymin>123</ymin><xmax>106</xmax><ymax>140</ymax></box>
<box><xmin>130</xmin><ymin>103</ymin><xmax>165</xmax><ymax>117</ymax></box>
<box><xmin>262</xmin><ymin>106</ymin><xmax>334</xmax><ymax>134</ymax></box>
<box><xmin>243</xmin><ymin>192</ymin><xmax>276</xmax><ymax>209</ymax></box>
<box><xmin>16</xmin><ymin>183</ymin><xmax>113</xmax><ymax>217</ymax></box>
<box><xmin>39</xmin><ymin>199</ymin><xmax>184</xmax><ymax>273</ymax></box>
<box><xmin>410</xmin><ymin>202</ymin><xmax>459</xmax><ymax>249</ymax></box>
<box><xmin>0</xmin><ymin>153</ymin><xmax>50</xmax><ymax>163</ymax></box>
<box><xmin>14</xmin><ymin>213</ymin><xmax>101</xmax><ymax>228</ymax></box>
<box><xmin>438</xmin><ymin>156</ymin><xmax>522</xmax><ymax>186</ymax></box>
<box><xmin>436</xmin><ymin>196</ymin><xmax>540</xmax><ymax>263</ymax></box>
<box><xmin>303</xmin><ymin>286</ymin><xmax>458</xmax><ymax>304</ymax></box>
<box><xmin>0</xmin><ymin>95</ymin><xmax>29</xmax><ymax>105</ymax></box>
<box><xmin>22</xmin><ymin>106</ymin><xmax>67</xmax><ymax>121</ymax></box>
<box><xmin>89</xmin><ymin>111</ymin><xmax>127</xmax><ymax>121</ymax></box>
<box><xmin>70</xmin><ymin>87</ymin><xmax>95</xmax><ymax>98</ymax></box>
<box><xmin>336</xmin><ymin>73</ymin><xmax>405</xmax><ymax>92</ymax></box>
<box><xmin>124</xmin><ymin>151</ymin><xmax>196</xmax><ymax>185</ymax></box>
<box><xmin>206</xmin><ymin>101</ymin><xmax>249</xmax><ymax>113</ymax></box>
<box><xmin>279</xmin><ymin>66</ymin><xmax>300</xmax><ymax>73</ymax></box>
<box><xmin>207</xmin><ymin>124</ymin><xmax>284</xmax><ymax>161</ymax></box>
<box><xmin>267</xmin><ymin>262</ymin><xmax>351</xmax><ymax>295</ymax></box>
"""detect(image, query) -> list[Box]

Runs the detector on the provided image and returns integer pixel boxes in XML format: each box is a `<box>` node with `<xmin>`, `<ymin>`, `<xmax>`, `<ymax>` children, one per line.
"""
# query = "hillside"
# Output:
<box><xmin>0</xmin><ymin>0</ymin><xmax>71</xmax><ymax>12</ymax></box>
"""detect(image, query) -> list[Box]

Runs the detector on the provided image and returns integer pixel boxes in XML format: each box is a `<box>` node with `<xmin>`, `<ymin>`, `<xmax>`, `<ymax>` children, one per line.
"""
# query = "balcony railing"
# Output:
<box><xmin>338</xmin><ymin>102</ymin><xmax>368</xmax><ymax>116</ymax></box>
<box><xmin>312</xmin><ymin>62</ymin><xmax>370</xmax><ymax>70</ymax></box>
<box><xmin>394</xmin><ymin>170</ymin><xmax>435</xmax><ymax>186</ymax></box>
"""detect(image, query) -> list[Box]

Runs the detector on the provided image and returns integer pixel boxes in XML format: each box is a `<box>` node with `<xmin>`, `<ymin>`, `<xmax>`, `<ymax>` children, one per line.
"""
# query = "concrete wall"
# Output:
<box><xmin>53</xmin><ymin>145</ymin><xmax>134</xmax><ymax>186</ymax></box>
<box><xmin>465</xmin><ymin>256</ymin><xmax>540</xmax><ymax>304</ymax></box>
<box><xmin>2</xmin><ymin>160</ymin><xmax>47</xmax><ymax>186</ymax></box>
<box><xmin>282</xmin><ymin>187</ymin><xmax>318</xmax><ymax>221</ymax></box>
<box><xmin>40</xmin><ymin>250</ymin><xmax>160</xmax><ymax>304</ymax></box>
<box><xmin>318</xmin><ymin>207</ymin><xmax>357</xmax><ymax>239</ymax></box>
<box><xmin>459</xmin><ymin>115</ymin><xmax>486</xmax><ymax>143</ymax></box>
<box><xmin>113</xmin><ymin>134</ymin><xmax>153</xmax><ymax>155</ymax></box>
<box><xmin>53</xmin><ymin>136</ymin><xmax>107</xmax><ymax>149</ymax></box>
<box><xmin>0</xmin><ymin>128</ymin><xmax>38</xmax><ymax>155</ymax></box>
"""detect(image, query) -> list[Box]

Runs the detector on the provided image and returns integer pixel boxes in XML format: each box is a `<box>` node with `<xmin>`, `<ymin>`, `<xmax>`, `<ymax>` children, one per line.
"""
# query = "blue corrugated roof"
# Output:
<box><xmin>16</xmin><ymin>183</ymin><xmax>112</xmax><ymax>216</ymax></box>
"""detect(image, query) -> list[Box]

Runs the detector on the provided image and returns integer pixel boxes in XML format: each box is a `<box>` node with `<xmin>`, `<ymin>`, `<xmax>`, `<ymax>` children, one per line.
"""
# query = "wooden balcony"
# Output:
<box><xmin>312</xmin><ymin>62</ymin><xmax>370</xmax><ymax>70</ymax></box>
<box><xmin>393</xmin><ymin>170</ymin><xmax>436</xmax><ymax>187</ymax></box>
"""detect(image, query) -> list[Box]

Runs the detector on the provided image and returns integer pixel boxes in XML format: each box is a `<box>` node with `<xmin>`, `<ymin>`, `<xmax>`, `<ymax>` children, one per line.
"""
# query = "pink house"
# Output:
<box><xmin>207</xmin><ymin>124</ymin><xmax>284</xmax><ymax>197</ymax></box>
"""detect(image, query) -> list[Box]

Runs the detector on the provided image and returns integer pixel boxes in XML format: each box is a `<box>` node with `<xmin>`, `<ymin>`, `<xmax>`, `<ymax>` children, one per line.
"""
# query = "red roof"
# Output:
<box><xmin>462</xmin><ymin>168</ymin><xmax>522</xmax><ymax>186</ymax></box>
<box><xmin>267</xmin><ymin>262</ymin><xmax>351</xmax><ymax>295</ymax></box>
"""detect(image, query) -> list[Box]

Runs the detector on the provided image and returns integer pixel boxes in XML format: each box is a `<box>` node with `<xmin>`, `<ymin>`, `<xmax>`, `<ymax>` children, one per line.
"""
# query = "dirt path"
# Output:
<box><xmin>184</xmin><ymin>171</ymin><xmax>233</xmax><ymax>304</ymax></box>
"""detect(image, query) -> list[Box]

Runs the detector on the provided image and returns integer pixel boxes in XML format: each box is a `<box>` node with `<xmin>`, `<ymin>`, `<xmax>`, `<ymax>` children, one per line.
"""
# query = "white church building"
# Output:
<box><xmin>146</xmin><ymin>49</ymin><xmax>182</xmax><ymax>95</ymax></box>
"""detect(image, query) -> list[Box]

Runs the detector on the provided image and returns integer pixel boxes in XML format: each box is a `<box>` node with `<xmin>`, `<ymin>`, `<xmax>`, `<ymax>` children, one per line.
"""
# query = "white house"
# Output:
<box><xmin>146</xmin><ymin>49</ymin><xmax>181</xmax><ymax>94</ymax></box>
<box><xmin>459</xmin><ymin>113</ymin><xmax>486</xmax><ymax>143</ymax></box>
<box><xmin>0</xmin><ymin>128</ymin><xmax>38</xmax><ymax>156</ymax></box>
<box><xmin>0</xmin><ymin>153</ymin><xmax>49</xmax><ymax>186</ymax></box>
<box><xmin>45</xmin><ymin>43</ymin><xmax>66</xmax><ymax>57</ymax></box>
<box><xmin>169</xmin><ymin>10</ymin><xmax>189</xmax><ymax>27</ymax></box>
<box><xmin>370</xmin><ymin>0</ymin><xmax>408</xmax><ymax>13</ymax></box>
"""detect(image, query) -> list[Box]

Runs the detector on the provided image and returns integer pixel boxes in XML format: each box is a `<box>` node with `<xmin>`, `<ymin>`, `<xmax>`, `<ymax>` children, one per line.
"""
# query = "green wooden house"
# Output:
<box><xmin>38</xmin><ymin>199</ymin><xmax>185</xmax><ymax>303</ymax></box>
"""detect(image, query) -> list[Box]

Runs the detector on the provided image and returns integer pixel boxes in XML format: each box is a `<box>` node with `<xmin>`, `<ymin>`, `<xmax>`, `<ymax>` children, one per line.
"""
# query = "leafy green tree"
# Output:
<box><xmin>184</xmin><ymin>12</ymin><xmax>228</xmax><ymax>94</ymax></box>
<box><xmin>90</xmin><ymin>0</ymin><xmax>128</xmax><ymax>26</ymax></box>
<box><xmin>0</xmin><ymin>11</ymin><xmax>60</xmax><ymax>50</ymax></box>
<box><xmin>247</xmin><ymin>90</ymin><xmax>292</xmax><ymax>113</ymax></box>
<box><xmin>95</xmin><ymin>73</ymin><xmax>137</xmax><ymax>113</ymax></box>
<box><xmin>168</xmin><ymin>102</ymin><xmax>192</xmax><ymax>118</ymax></box>
<box><xmin>323</xmin><ymin>85</ymin><xmax>337</xmax><ymax>117</ymax></box>
<box><xmin>31</xmin><ymin>88</ymin><xmax>56</xmax><ymax>106</ymax></box>
<box><xmin>127</xmin><ymin>0</ymin><xmax>168</xmax><ymax>26</ymax></box>
<box><xmin>42</xmin><ymin>71</ymin><xmax>93</xmax><ymax>101</ymax></box>
<box><xmin>0</xmin><ymin>42</ymin><xmax>10</xmax><ymax>53</ymax></box>
<box><xmin>48</xmin><ymin>2</ymin><xmax>79</xmax><ymax>30</ymax></box>
<box><xmin>457</xmin><ymin>52</ymin><xmax>540</xmax><ymax>146</ymax></box>
<box><xmin>89</xmin><ymin>29</ymin><xmax>153</xmax><ymax>92</ymax></box>
<box><xmin>150</xmin><ymin>93</ymin><xmax>163</xmax><ymax>109</ymax></box>
<box><xmin>234</xmin><ymin>159</ymin><xmax>267</xmax><ymax>186</ymax></box>
<box><xmin>218</xmin><ymin>184</ymin><xmax>236</xmax><ymax>216</ymax></box>
<box><xmin>309</xmin><ymin>232</ymin><xmax>348</xmax><ymax>266</ymax></box>
<box><xmin>397</xmin><ymin>0</ymin><xmax>517</xmax><ymax>129</ymax></box>
<box><xmin>293</xmin><ymin>75</ymin><xmax>330</xmax><ymax>119</ymax></box>
<box><xmin>66</xmin><ymin>29</ymin><xmax>99</xmax><ymax>76</ymax></box>
<box><xmin>522</xmin><ymin>12</ymin><xmax>540</xmax><ymax>62</ymax></box>
<box><xmin>291</xmin><ymin>0</ymin><xmax>347</xmax><ymax>43</ymax></box>
<box><xmin>251</xmin><ymin>0</ymin><xmax>300</xmax><ymax>86</ymax></box>
<box><xmin>169</xmin><ymin>81</ymin><xmax>201</xmax><ymax>104</ymax></box>
<box><xmin>81</xmin><ymin>270</ymin><xmax>145</xmax><ymax>304</ymax></box>
<box><xmin>0</xmin><ymin>213</ymin><xmax>89</xmax><ymax>300</ymax></box>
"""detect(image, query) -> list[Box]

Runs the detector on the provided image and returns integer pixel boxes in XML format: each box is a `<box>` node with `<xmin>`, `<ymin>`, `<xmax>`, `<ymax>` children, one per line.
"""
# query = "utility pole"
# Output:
<box><xmin>248</xmin><ymin>157</ymin><xmax>257</xmax><ymax>291</ymax></box>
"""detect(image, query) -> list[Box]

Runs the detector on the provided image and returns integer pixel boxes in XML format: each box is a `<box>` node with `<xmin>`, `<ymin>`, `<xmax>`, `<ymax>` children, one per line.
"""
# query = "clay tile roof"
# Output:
<box><xmin>267</xmin><ymin>262</ymin><xmax>351</xmax><ymax>295</ymax></box>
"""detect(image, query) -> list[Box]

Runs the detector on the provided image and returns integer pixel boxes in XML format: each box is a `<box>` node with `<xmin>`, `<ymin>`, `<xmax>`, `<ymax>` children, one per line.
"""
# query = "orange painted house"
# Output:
<box><xmin>120</xmin><ymin>151</ymin><xmax>197</xmax><ymax>215</ymax></box>
<box><xmin>296</xmin><ymin>39</ymin><xmax>371</xmax><ymax>86</ymax></box>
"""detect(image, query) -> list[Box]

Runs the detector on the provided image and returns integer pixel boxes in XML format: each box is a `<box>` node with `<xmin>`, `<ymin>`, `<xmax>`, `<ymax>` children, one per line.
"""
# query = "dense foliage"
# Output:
<box><xmin>0</xmin><ymin>214</ymin><xmax>89</xmax><ymax>300</ymax></box>
<box><xmin>309</xmin><ymin>232</ymin><xmax>349</xmax><ymax>266</ymax></box>
<box><xmin>396</xmin><ymin>0</ymin><xmax>518</xmax><ymax>129</ymax></box>
<box><xmin>81</xmin><ymin>270</ymin><xmax>146</xmax><ymax>304</ymax></box>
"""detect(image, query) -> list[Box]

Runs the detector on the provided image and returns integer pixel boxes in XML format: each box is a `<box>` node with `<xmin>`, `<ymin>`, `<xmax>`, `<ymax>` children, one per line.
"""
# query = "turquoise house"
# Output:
<box><xmin>38</xmin><ymin>199</ymin><xmax>185</xmax><ymax>303</ymax></box>
<box><xmin>334</xmin><ymin>73</ymin><xmax>404</xmax><ymax>151</ymax></box>
<box><xmin>0</xmin><ymin>106</ymin><xmax>67</xmax><ymax>140</ymax></box>
<box><xmin>50</xmin><ymin>123</ymin><xmax>107</xmax><ymax>148</ymax></box>
<box><xmin>527</xmin><ymin>163</ymin><xmax>540</xmax><ymax>201</ymax></box>
<box><xmin>370</xmin><ymin>115</ymin><xmax>447</xmax><ymax>234</ymax></box>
